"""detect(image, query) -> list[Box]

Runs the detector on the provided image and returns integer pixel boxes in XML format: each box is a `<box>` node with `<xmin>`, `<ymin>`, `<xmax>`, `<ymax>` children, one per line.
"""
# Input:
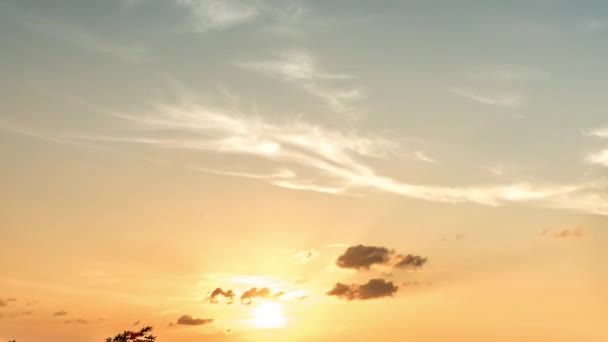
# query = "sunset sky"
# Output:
<box><xmin>1</xmin><ymin>1</ymin><xmax>608</xmax><ymax>341</ymax></box>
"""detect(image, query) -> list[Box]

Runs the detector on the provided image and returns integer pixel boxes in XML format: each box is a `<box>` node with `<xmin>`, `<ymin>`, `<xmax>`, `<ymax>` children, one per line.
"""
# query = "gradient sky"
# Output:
<box><xmin>1</xmin><ymin>1</ymin><xmax>608</xmax><ymax>341</ymax></box>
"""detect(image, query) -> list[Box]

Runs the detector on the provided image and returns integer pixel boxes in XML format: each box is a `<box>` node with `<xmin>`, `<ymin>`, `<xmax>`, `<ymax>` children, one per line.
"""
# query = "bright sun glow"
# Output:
<box><xmin>253</xmin><ymin>302</ymin><xmax>286</xmax><ymax>329</ymax></box>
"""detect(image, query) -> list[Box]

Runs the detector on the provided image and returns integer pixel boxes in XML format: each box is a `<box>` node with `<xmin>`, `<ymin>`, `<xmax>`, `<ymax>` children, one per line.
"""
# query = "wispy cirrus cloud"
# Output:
<box><xmin>175</xmin><ymin>0</ymin><xmax>259</xmax><ymax>32</ymax></box>
<box><xmin>238</xmin><ymin>50</ymin><xmax>365</xmax><ymax>116</ymax></box>
<box><xmin>585</xmin><ymin>126</ymin><xmax>608</xmax><ymax>167</ymax></box>
<box><xmin>587</xmin><ymin>127</ymin><xmax>608</xmax><ymax>139</ymax></box>
<box><xmin>468</xmin><ymin>65</ymin><xmax>551</xmax><ymax>82</ymax></box>
<box><xmin>174</xmin><ymin>0</ymin><xmax>305</xmax><ymax>34</ymax></box>
<box><xmin>451</xmin><ymin>88</ymin><xmax>523</xmax><ymax>107</ymax></box>
<box><xmin>586</xmin><ymin>149</ymin><xmax>608</xmax><ymax>167</ymax></box>
<box><xmin>454</xmin><ymin>65</ymin><xmax>549</xmax><ymax>108</ymax></box>
<box><xmin>3</xmin><ymin>93</ymin><xmax>608</xmax><ymax>215</ymax></box>
<box><xmin>413</xmin><ymin>151</ymin><xmax>438</xmax><ymax>163</ymax></box>
<box><xmin>6</xmin><ymin>11</ymin><xmax>145</xmax><ymax>62</ymax></box>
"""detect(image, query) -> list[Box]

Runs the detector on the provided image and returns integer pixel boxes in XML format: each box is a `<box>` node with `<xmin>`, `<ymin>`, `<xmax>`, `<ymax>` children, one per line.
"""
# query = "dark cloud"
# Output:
<box><xmin>336</xmin><ymin>245</ymin><xmax>393</xmax><ymax>270</ymax></box>
<box><xmin>327</xmin><ymin>278</ymin><xmax>398</xmax><ymax>300</ymax></box>
<box><xmin>240</xmin><ymin>287</ymin><xmax>281</xmax><ymax>304</ymax></box>
<box><xmin>209</xmin><ymin>288</ymin><xmax>235</xmax><ymax>304</ymax></box>
<box><xmin>7</xmin><ymin>298</ymin><xmax>16</xmax><ymax>302</ymax></box>
<box><xmin>554</xmin><ymin>227</ymin><xmax>585</xmax><ymax>239</ymax></box>
<box><xmin>208</xmin><ymin>287</ymin><xmax>284</xmax><ymax>305</ymax></box>
<box><xmin>293</xmin><ymin>249</ymin><xmax>319</xmax><ymax>264</ymax></box>
<box><xmin>176</xmin><ymin>315</ymin><xmax>214</xmax><ymax>326</ymax></box>
<box><xmin>53</xmin><ymin>310</ymin><xmax>68</xmax><ymax>317</ymax></box>
<box><xmin>394</xmin><ymin>254</ymin><xmax>428</xmax><ymax>268</ymax></box>
<box><xmin>0</xmin><ymin>299</ymin><xmax>6</xmax><ymax>307</ymax></box>
<box><xmin>336</xmin><ymin>245</ymin><xmax>428</xmax><ymax>271</ymax></box>
<box><xmin>133</xmin><ymin>320</ymin><xmax>140</xmax><ymax>326</ymax></box>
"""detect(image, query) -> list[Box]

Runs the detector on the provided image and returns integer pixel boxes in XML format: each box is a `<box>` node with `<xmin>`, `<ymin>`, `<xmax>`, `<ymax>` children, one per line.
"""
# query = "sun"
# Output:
<box><xmin>253</xmin><ymin>302</ymin><xmax>286</xmax><ymax>329</ymax></box>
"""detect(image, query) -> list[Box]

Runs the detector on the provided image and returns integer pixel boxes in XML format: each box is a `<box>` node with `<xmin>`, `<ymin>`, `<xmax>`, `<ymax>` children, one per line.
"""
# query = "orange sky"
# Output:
<box><xmin>1</xmin><ymin>1</ymin><xmax>608</xmax><ymax>341</ymax></box>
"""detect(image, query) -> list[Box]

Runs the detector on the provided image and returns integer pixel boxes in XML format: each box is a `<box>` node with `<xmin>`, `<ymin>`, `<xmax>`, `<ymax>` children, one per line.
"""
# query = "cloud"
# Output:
<box><xmin>586</xmin><ymin>149</ymin><xmax>608</xmax><ymax>167</ymax></box>
<box><xmin>394</xmin><ymin>254</ymin><xmax>428</xmax><ymax>269</ymax></box>
<box><xmin>174</xmin><ymin>0</ymin><xmax>305</xmax><ymax>34</ymax></box>
<box><xmin>413</xmin><ymin>151</ymin><xmax>438</xmax><ymax>163</ymax></box>
<box><xmin>206</xmin><ymin>286</ymin><xmax>286</xmax><ymax>305</ymax></box>
<box><xmin>293</xmin><ymin>249</ymin><xmax>319</xmax><ymax>264</ymax></box>
<box><xmin>10</xmin><ymin>92</ymin><xmax>608</xmax><ymax>216</ymax></box>
<box><xmin>176</xmin><ymin>315</ymin><xmax>214</xmax><ymax>326</ymax></box>
<box><xmin>468</xmin><ymin>65</ymin><xmax>551</xmax><ymax>82</ymax></box>
<box><xmin>6</xmin><ymin>10</ymin><xmax>145</xmax><ymax>62</ymax></box>
<box><xmin>335</xmin><ymin>245</ymin><xmax>428</xmax><ymax>271</ymax></box>
<box><xmin>585</xmin><ymin>128</ymin><xmax>608</xmax><ymax>167</ymax></box>
<box><xmin>336</xmin><ymin>245</ymin><xmax>393</xmax><ymax>270</ymax></box>
<box><xmin>64</xmin><ymin>318</ymin><xmax>89</xmax><ymax>324</ymax></box>
<box><xmin>553</xmin><ymin>227</ymin><xmax>585</xmax><ymax>239</ymax></box>
<box><xmin>133</xmin><ymin>320</ymin><xmax>141</xmax><ymax>326</ymax></box>
<box><xmin>0</xmin><ymin>299</ymin><xmax>6</xmax><ymax>307</ymax></box>
<box><xmin>240</xmin><ymin>287</ymin><xmax>283</xmax><ymax>305</ymax></box>
<box><xmin>587</xmin><ymin>127</ymin><xmax>608</xmax><ymax>138</ymax></box>
<box><xmin>175</xmin><ymin>0</ymin><xmax>259</xmax><ymax>32</ymax></box>
<box><xmin>451</xmin><ymin>88</ymin><xmax>523</xmax><ymax>107</ymax></box>
<box><xmin>53</xmin><ymin>310</ymin><xmax>68</xmax><ymax>317</ymax></box>
<box><xmin>327</xmin><ymin>278</ymin><xmax>398</xmax><ymax>300</ymax></box>
<box><xmin>238</xmin><ymin>50</ymin><xmax>365</xmax><ymax>116</ymax></box>
<box><xmin>209</xmin><ymin>288</ymin><xmax>235</xmax><ymax>304</ymax></box>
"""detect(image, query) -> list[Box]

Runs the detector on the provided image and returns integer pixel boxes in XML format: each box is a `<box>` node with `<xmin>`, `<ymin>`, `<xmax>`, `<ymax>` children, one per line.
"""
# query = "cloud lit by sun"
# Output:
<box><xmin>2</xmin><ymin>1</ymin><xmax>608</xmax><ymax>342</ymax></box>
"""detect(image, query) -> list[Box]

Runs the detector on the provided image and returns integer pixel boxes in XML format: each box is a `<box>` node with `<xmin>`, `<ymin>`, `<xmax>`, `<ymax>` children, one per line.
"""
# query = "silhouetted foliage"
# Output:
<box><xmin>105</xmin><ymin>326</ymin><xmax>156</xmax><ymax>342</ymax></box>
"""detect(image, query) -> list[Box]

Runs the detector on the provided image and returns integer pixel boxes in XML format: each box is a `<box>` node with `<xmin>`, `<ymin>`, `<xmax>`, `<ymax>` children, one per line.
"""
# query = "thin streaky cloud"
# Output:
<box><xmin>192</xmin><ymin>167</ymin><xmax>296</xmax><ymax>181</ymax></box>
<box><xmin>587</xmin><ymin>127</ymin><xmax>608</xmax><ymax>138</ymax></box>
<box><xmin>413</xmin><ymin>151</ymin><xmax>438</xmax><ymax>163</ymax></box>
<box><xmin>51</xmin><ymin>97</ymin><xmax>608</xmax><ymax>216</ymax></box>
<box><xmin>238</xmin><ymin>50</ymin><xmax>365</xmax><ymax>116</ymax></box>
<box><xmin>240</xmin><ymin>51</ymin><xmax>354</xmax><ymax>81</ymax></box>
<box><xmin>4</xmin><ymin>90</ymin><xmax>608</xmax><ymax>215</ymax></box>
<box><xmin>451</xmin><ymin>88</ymin><xmax>523</xmax><ymax>107</ymax></box>
<box><xmin>484</xmin><ymin>165</ymin><xmax>505</xmax><ymax>177</ymax></box>
<box><xmin>586</xmin><ymin>149</ymin><xmax>608</xmax><ymax>167</ymax></box>
<box><xmin>7</xmin><ymin>11</ymin><xmax>145</xmax><ymax>62</ymax></box>
<box><xmin>173</xmin><ymin>0</ymin><xmax>306</xmax><ymax>34</ymax></box>
<box><xmin>175</xmin><ymin>0</ymin><xmax>259</xmax><ymax>32</ymax></box>
<box><xmin>468</xmin><ymin>65</ymin><xmax>551</xmax><ymax>82</ymax></box>
<box><xmin>272</xmin><ymin>180</ymin><xmax>348</xmax><ymax>195</ymax></box>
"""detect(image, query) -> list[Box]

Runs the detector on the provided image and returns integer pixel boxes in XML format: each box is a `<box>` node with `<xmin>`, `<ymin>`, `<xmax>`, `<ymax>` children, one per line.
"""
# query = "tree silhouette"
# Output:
<box><xmin>105</xmin><ymin>326</ymin><xmax>156</xmax><ymax>342</ymax></box>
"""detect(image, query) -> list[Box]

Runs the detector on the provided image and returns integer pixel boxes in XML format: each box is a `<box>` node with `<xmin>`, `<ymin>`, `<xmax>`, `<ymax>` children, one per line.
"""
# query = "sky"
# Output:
<box><xmin>0</xmin><ymin>0</ymin><xmax>607</xmax><ymax>341</ymax></box>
